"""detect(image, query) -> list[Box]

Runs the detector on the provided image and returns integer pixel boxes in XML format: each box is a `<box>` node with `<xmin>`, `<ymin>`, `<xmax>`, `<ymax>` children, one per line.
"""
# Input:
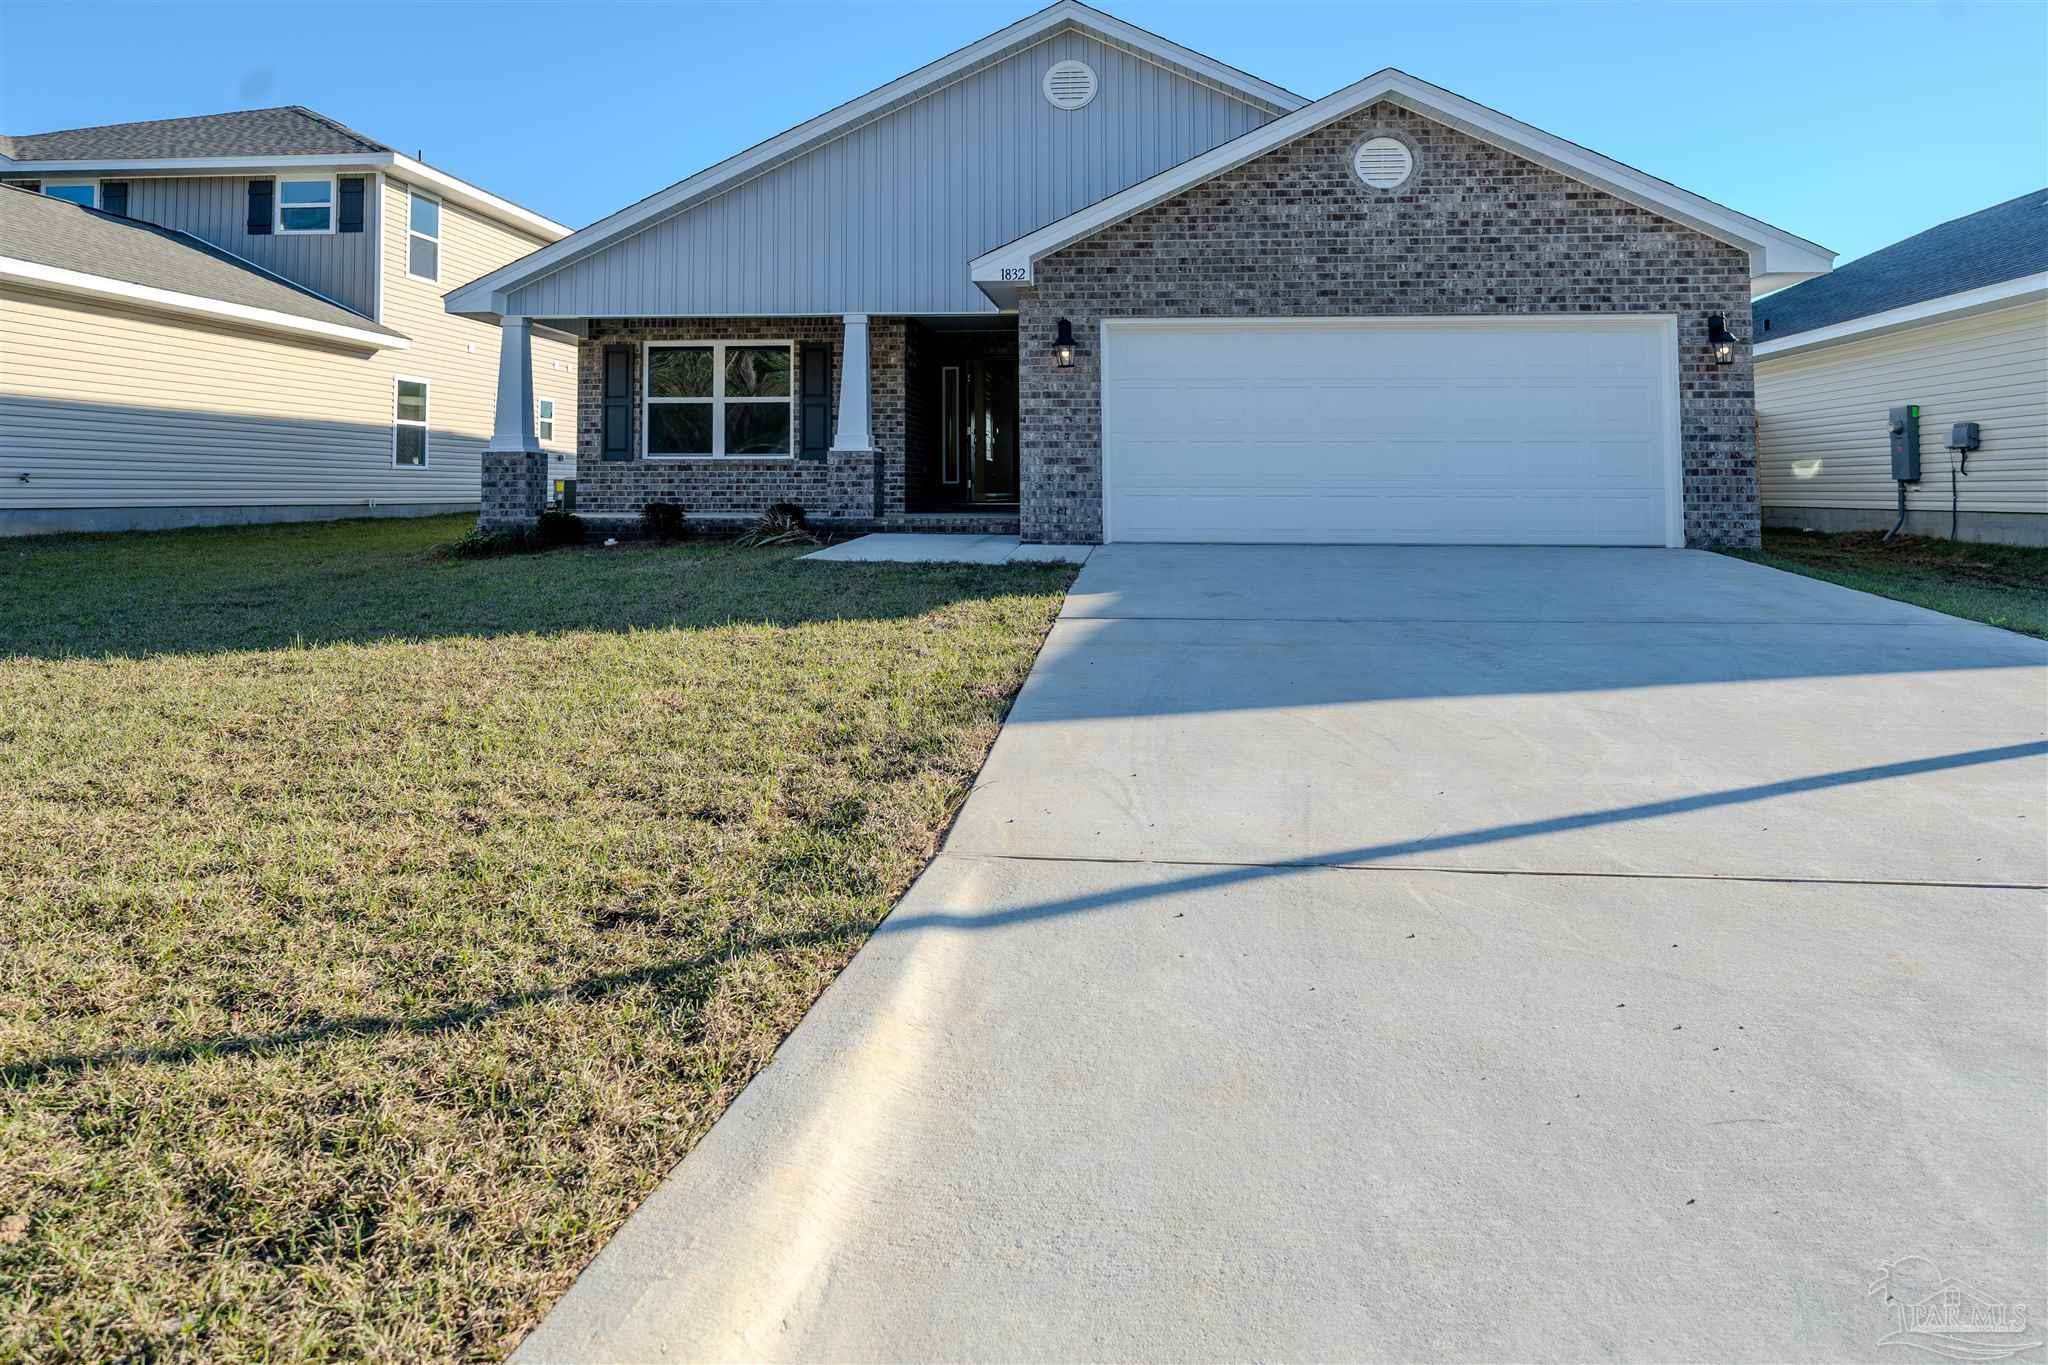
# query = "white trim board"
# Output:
<box><xmin>0</xmin><ymin>255</ymin><xmax>410</xmax><ymax>351</ymax></box>
<box><xmin>974</xmin><ymin>68</ymin><xmax>1834</xmax><ymax>306</ymax></box>
<box><xmin>442</xmin><ymin>0</ymin><xmax>1306</xmax><ymax>320</ymax></box>
<box><xmin>1754</xmin><ymin>273</ymin><xmax>2048</xmax><ymax>360</ymax></box>
<box><xmin>1097</xmin><ymin>314</ymin><xmax>1684</xmax><ymax>549</ymax></box>
<box><xmin>1</xmin><ymin>152</ymin><xmax>567</xmax><ymax>241</ymax></box>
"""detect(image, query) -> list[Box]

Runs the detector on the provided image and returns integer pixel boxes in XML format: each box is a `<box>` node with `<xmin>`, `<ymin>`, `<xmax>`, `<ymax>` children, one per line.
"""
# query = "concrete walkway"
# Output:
<box><xmin>803</xmin><ymin>532</ymin><xmax>1093</xmax><ymax>565</ymax></box>
<box><xmin>518</xmin><ymin>547</ymin><xmax>2048</xmax><ymax>1363</ymax></box>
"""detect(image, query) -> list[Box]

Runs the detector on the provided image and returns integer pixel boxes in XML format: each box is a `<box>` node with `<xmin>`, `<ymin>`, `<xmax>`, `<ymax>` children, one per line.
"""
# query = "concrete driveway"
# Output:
<box><xmin>520</xmin><ymin>547</ymin><xmax>2048</xmax><ymax>1363</ymax></box>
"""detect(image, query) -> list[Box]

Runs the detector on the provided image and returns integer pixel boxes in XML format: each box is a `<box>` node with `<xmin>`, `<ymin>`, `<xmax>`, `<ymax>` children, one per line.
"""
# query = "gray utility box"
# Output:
<box><xmin>1889</xmin><ymin>405</ymin><xmax>1921</xmax><ymax>482</ymax></box>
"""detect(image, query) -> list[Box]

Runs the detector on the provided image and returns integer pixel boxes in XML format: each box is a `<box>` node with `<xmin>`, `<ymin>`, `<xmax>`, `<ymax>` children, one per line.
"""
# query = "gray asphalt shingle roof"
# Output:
<box><xmin>1754</xmin><ymin>188</ymin><xmax>2048</xmax><ymax>342</ymax></box>
<box><xmin>0</xmin><ymin>185</ymin><xmax>404</xmax><ymax>338</ymax></box>
<box><xmin>0</xmin><ymin>106</ymin><xmax>390</xmax><ymax>162</ymax></box>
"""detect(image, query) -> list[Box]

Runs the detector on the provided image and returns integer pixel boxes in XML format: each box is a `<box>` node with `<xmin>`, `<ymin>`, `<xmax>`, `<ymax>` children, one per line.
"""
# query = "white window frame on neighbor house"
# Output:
<box><xmin>642</xmin><ymin>340</ymin><xmax>795</xmax><ymax>459</ymax></box>
<box><xmin>537</xmin><ymin>396</ymin><xmax>555</xmax><ymax>442</ymax></box>
<box><xmin>406</xmin><ymin>188</ymin><xmax>441</xmax><ymax>283</ymax></box>
<box><xmin>393</xmin><ymin>376</ymin><xmax>430</xmax><ymax>468</ymax></box>
<box><xmin>276</xmin><ymin>174</ymin><xmax>337</xmax><ymax>235</ymax></box>
<box><xmin>41</xmin><ymin>179</ymin><xmax>98</xmax><ymax>207</ymax></box>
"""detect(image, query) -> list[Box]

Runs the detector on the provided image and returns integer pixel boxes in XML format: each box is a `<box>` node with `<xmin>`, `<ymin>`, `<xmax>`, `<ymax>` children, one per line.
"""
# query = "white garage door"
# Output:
<box><xmin>1101</xmin><ymin>317</ymin><xmax>1680</xmax><ymax>546</ymax></box>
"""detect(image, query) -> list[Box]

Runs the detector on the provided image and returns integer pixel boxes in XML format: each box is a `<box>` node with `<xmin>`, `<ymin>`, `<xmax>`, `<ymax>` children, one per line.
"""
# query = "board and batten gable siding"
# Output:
<box><xmin>501</xmin><ymin>31</ymin><xmax>1275</xmax><ymax>318</ymax></box>
<box><xmin>0</xmin><ymin>181</ymin><xmax>575</xmax><ymax>520</ymax></box>
<box><xmin>1757</xmin><ymin>298</ymin><xmax>2048</xmax><ymax>518</ymax></box>
<box><xmin>376</xmin><ymin>175</ymin><xmax>577</xmax><ymax>479</ymax></box>
<box><xmin>123</xmin><ymin>174</ymin><xmax>382</xmax><ymax>318</ymax></box>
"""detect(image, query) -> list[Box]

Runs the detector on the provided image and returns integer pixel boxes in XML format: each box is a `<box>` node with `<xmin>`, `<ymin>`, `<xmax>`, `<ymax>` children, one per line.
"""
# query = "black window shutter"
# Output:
<box><xmin>601</xmin><ymin>345</ymin><xmax>633</xmax><ymax>461</ymax></box>
<box><xmin>246</xmin><ymin>178</ymin><xmax>274</xmax><ymax>235</ymax></box>
<box><xmin>100</xmin><ymin>181</ymin><xmax>129</xmax><ymax>216</ymax></box>
<box><xmin>798</xmin><ymin>342</ymin><xmax>831</xmax><ymax>459</ymax></box>
<box><xmin>337</xmin><ymin>176</ymin><xmax>365</xmax><ymax>233</ymax></box>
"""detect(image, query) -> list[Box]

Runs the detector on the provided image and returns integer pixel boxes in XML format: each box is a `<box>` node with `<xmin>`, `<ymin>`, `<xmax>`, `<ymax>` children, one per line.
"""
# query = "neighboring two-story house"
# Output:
<box><xmin>0</xmin><ymin>106</ymin><xmax>578</xmax><ymax>535</ymax></box>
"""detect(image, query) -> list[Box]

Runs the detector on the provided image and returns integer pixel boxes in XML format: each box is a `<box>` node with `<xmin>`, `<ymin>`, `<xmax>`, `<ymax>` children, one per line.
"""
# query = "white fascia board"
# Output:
<box><xmin>3</xmin><ymin>152</ymin><xmax>569</xmax><ymax>242</ymax></box>
<box><xmin>442</xmin><ymin>0</ymin><xmax>1307</xmax><ymax>319</ymax></box>
<box><xmin>1754</xmin><ymin>272</ymin><xmax>2048</xmax><ymax>360</ymax></box>
<box><xmin>972</xmin><ymin>68</ymin><xmax>1836</xmax><ymax>305</ymax></box>
<box><xmin>0</xmin><ymin>256</ymin><xmax>411</xmax><ymax>351</ymax></box>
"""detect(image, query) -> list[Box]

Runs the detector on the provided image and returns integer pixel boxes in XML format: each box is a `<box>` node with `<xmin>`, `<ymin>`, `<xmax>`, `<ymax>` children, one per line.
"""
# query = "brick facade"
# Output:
<box><xmin>1016</xmin><ymin>101</ymin><xmax>1760</xmax><ymax>547</ymax></box>
<box><xmin>572</xmin><ymin>317</ymin><xmax>906</xmax><ymax>524</ymax></box>
<box><xmin>480</xmin><ymin>449</ymin><xmax>546</xmax><ymax>532</ymax></box>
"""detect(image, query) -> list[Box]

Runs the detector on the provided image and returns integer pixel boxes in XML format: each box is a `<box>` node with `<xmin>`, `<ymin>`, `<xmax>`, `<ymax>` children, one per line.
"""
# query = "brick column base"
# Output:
<box><xmin>480</xmin><ymin>449</ymin><xmax>547</xmax><ymax>532</ymax></box>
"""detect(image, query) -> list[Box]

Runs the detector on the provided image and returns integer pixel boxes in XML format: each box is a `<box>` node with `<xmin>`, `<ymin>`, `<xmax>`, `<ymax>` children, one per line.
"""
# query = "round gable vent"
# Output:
<box><xmin>1352</xmin><ymin>136</ymin><xmax>1414</xmax><ymax>190</ymax></box>
<box><xmin>1043</xmin><ymin>60</ymin><xmax>1098</xmax><ymax>111</ymax></box>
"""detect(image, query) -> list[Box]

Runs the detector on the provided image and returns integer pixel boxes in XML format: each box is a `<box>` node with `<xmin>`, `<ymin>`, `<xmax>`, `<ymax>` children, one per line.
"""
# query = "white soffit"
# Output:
<box><xmin>972</xmin><ymin>68</ymin><xmax>1835</xmax><ymax>306</ymax></box>
<box><xmin>1754</xmin><ymin>272</ymin><xmax>2048</xmax><ymax>359</ymax></box>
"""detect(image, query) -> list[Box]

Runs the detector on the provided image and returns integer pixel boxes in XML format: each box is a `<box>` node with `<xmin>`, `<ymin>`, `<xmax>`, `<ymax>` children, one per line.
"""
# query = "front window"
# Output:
<box><xmin>394</xmin><ymin>378</ymin><xmax>429</xmax><ymax>467</ymax></box>
<box><xmin>537</xmin><ymin>397</ymin><xmax>555</xmax><ymax>442</ymax></box>
<box><xmin>645</xmin><ymin>342</ymin><xmax>792</xmax><ymax>457</ymax></box>
<box><xmin>407</xmin><ymin>189</ymin><xmax>440</xmax><ymax>281</ymax></box>
<box><xmin>42</xmin><ymin>181</ymin><xmax>96</xmax><ymax>207</ymax></box>
<box><xmin>277</xmin><ymin>177</ymin><xmax>334</xmax><ymax>233</ymax></box>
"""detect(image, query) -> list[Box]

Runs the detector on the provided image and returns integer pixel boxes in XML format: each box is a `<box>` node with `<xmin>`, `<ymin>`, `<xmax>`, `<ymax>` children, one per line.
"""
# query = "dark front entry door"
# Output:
<box><xmin>931</xmin><ymin>334</ymin><xmax>1019</xmax><ymax>506</ymax></box>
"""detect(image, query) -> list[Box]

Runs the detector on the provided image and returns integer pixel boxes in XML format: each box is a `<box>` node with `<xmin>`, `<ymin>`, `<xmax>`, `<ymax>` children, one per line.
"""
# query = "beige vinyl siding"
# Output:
<box><xmin>378</xmin><ymin>175</ymin><xmax>575</xmax><ymax>482</ymax></box>
<box><xmin>1757</xmin><ymin>298</ymin><xmax>2048</xmax><ymax>517</ymax></box>
<box><xmin>0</xmin><ymin>285</ymin><xmax>461</xmax><ymax>509</ymax></box>
<box><xmin>0</xmin><ymin>177</ymin><xmax>575</xmax><ymax>518</ymax></box>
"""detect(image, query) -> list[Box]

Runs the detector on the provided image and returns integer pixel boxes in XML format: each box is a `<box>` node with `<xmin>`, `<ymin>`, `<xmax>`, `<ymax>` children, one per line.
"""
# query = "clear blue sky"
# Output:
<box><xmin>2</xmin><ymin>0</ymin><xmax>2043</xmax><ymax>264</ymax></box>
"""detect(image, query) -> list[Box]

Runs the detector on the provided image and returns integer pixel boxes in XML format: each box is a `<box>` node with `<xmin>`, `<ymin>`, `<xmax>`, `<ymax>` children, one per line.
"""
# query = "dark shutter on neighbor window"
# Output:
<box><xmin>100</xmin><ymin>181</ymin><xmax>129</xmax><ymax>217</ymax></box>
<box><xmin>601</xmin><ymin>345</ymin><xmax>633</xmax><ymax>460</ymax></box>
<box><xmin>337</xmin><ymin>176</ymin><xmax>365</xmax><ymax>233</ymax></box>
<box><xmin>246</xmin><ymin>178</ymin><xmax>274</xmax><ymax>234</ymax></box>
<box><xmin>798</xmin><ymin>342</ymin><xmax>831</xmax><ymax>460</ymax></box>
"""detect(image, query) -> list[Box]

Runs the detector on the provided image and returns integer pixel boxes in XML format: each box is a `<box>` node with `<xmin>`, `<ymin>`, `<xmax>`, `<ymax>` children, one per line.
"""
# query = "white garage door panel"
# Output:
<box><xmin>1103</xmin><ymin>318</ymin><xmax>1679</xmax><ymax>545</ymax></box>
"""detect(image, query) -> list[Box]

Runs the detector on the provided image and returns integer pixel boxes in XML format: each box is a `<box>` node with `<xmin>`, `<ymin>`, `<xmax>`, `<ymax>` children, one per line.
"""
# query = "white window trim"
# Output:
<box><xmin>643</xmin><ymin>340</ymin><xmax>796</xmax><ymax>460</ymax></box>
<box><xmin>276</xmin><ymin>173</ymin><xmax>338</xmax><ymax>235</ymax></box>
<box><xmin>405</xmin><ymin>187</ymin><xmax>442</xmax><ymax>283</ymax></box>
<box><xmin>393</xmin><ymin>375</ymin><xmax>430</xmax><ymax>469</ymax></box>
<box><xmin>41</xmin><ymin>179</ymin><xmax>98</xmax><ymax>208</ymax></box>
<box><xmin>537</xmin><ymin>396</ymin><xmax>555</xmax><ymax>443</ymax></box>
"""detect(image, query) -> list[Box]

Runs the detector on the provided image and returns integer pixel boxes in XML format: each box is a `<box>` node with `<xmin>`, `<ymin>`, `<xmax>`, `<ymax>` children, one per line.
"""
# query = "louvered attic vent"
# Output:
<box><xmin>1043</xmin><ymin>60</ymin><xmax>1098</xmax><ymax>111</ymax></box>
<box><xmin>1352</xmin><ymin>137</ymin><xmax>1415</xmax><ymax>190</ymax></box>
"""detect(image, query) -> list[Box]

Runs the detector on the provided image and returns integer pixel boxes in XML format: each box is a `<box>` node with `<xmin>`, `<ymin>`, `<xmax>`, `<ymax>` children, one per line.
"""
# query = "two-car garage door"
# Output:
<box><xmin>1100</xmin><ymin>317</ymin><xmax>1681</xmax><ymax>546</ymax></box>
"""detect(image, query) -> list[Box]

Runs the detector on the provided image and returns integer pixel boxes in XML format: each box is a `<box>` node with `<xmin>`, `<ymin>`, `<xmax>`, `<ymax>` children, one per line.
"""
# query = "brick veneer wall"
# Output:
<box><xmin>1017</xmin><ymin>101</ymin><xmax>1760</xmax><ymax>547</ymax></box>
<box><xmin>574</xmin><ymin>317</ymin><xmax>909</xmax><ymax>523</ymax></box>
<box><xmin>480</xmin><ymin>449</ymin><xmax>546</xmax><ymax>532</ymax></box>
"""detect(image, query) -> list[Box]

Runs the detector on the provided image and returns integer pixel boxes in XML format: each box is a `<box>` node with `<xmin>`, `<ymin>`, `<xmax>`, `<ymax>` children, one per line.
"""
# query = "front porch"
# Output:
<box><xmin>480</xmin><ymin>312</ymin><xmax>1024</xmax><ymax>536</ymax></box>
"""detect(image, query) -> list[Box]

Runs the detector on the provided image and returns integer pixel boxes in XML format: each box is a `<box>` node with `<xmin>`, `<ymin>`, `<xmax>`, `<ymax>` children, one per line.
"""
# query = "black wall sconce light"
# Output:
<box><xmin>1054</xmin><ymin>317</ymin><xmax>1076</xmax><ymax>368</ymax></box>
<box><xmin>1706</xmin><ymin>313</ymin><xmax>1737</xmax><ymax>364</ymax></box>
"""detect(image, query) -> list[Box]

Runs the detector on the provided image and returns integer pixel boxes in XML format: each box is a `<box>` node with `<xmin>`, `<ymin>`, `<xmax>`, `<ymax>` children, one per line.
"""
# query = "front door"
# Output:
<box><xmin>969</xmin><ymin>344</ymin><xmax>1019</xmax><ymax>503</ymax></box>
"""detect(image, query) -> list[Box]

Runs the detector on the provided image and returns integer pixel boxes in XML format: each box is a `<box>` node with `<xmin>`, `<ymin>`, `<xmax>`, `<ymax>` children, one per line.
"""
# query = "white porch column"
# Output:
<box><xmin>486</xmin><ymin>315</ymin><xmax>539</xmax><ymax>452</ymax></box>
<box><xmin>480</xmin><ymin>315</ymin><xmax>545</xmax><ymax>529</ymax></box>
<box><xmin>831</xmin><ymin>313</ymin><xmax>872</xmax><ymax>451</ymax></box>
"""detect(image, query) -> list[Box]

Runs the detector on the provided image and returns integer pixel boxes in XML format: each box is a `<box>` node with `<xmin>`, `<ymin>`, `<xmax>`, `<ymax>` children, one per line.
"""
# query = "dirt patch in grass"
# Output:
<box><xmin>1726</xmin><ymin>530</ymin><xmax>2048</xmax><ymax>638</ymax></box>
<box><xmin>0</xmin><ymin>515</ymin><xmax>1074</xmax><ymax>1360</ymax></box>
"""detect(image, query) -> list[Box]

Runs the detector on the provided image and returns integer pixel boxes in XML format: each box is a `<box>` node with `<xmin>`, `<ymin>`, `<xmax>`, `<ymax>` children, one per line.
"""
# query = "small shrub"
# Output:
<box><xmin>533</xmin><ymin>510</ymin><xmax>587</xmax><ymax>548</ymax></box>
<box><xmin>641</xmin><ymin>501</ymin><xmax>687</xmax><ymax>541</ymax></box>
<box><xmin>736</xmin><ymin>502</ymin><xmax>821</xmax><ymax>548</ymax></box>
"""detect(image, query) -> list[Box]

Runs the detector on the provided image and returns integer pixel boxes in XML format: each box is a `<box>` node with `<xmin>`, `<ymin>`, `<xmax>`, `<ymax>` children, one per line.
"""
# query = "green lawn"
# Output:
<box><xmin>1727</xmin><ymin>529</ymin><xmax>2048</xmax><ymax>638</ymax></box>
<box><xmin>0</xmin><ymin>515</ymin><xmax>1074</xmax><ymax>1361</ymax></box>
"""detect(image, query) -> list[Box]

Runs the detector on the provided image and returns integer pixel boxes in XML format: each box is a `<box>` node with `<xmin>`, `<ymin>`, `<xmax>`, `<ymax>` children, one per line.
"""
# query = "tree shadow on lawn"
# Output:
<box><xmin>0</xmin><ymin>515</ymin><xmax>1075</xmax><ymax>661</ymax></box>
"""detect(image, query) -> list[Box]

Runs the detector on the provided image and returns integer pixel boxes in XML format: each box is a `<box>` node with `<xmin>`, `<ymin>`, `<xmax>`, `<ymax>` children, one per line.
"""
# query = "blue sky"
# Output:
<box><xmin>2</xmin><ymin>0</ymin><xmax>2042</xmax><ymax>264</ymax></box>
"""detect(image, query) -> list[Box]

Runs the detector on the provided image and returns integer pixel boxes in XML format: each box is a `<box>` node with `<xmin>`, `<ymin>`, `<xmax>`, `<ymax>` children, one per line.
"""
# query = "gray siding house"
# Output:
<box><xmin>0</xmin><ymin>108</ymin><xmax>579</xmax><ymax>535</ymax></box>
<box><xmin>453</xmin><ymin>1</ymin><xmax>1834</xmax><ymax>548</ymax></box>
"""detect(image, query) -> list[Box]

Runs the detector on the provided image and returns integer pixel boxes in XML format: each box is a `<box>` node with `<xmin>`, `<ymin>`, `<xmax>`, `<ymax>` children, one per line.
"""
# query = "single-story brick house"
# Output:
<box><xmin>448</xmin><ymin>0</ymin><xmax>1833</xmax><ymax>548</ymax></box>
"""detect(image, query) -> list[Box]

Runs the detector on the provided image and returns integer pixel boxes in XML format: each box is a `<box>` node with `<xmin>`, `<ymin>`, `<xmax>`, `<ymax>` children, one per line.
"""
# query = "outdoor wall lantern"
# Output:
<box><xmin>1054</xmin><ymin>317</ymin><xmax>1077</xmax><ymax>368</ymax></box>
<box><xmin>1706</xmin><ymin>313</ymin><xmax>1737</xmax><ymax>364</ymax></box>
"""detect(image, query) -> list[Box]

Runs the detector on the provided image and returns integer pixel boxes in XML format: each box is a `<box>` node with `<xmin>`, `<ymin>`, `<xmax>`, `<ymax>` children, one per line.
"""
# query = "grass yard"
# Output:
<box><xmin>0</xmin><ymin>515</ymin><xmax>1074</xmax><ymax>1361</ymax></box>
<box><xmin>1727</xmin><ymin>529</ymin><xmax>2048</xmax><ymax>638</ymax></box>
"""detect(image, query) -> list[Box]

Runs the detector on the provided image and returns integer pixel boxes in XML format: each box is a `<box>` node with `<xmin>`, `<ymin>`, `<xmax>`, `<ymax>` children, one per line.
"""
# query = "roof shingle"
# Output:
<box><xmin>0</xmin><ymin>106</ymin><xmax>390</xmax><ymax>162</ymax></box>
<box><xmin>1754</xmin><ymin>188</ymin><xmax>2048</xmax><ymax>341</ymax></box>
